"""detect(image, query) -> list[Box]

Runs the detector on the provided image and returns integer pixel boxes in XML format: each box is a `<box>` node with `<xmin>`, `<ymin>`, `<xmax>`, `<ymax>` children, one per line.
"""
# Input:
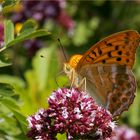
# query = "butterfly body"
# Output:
<box><xmin>64</xmin><ymin>30</ymin><xmax>140</xmax><ymax>117</ymax></box>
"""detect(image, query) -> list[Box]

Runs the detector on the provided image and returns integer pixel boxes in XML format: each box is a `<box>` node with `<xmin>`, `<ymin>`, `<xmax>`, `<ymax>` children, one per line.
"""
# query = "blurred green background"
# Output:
<box><xmin>0</xmin><ymin>0</ymin><xmax>140</xmax><ymax>139</ymax></box>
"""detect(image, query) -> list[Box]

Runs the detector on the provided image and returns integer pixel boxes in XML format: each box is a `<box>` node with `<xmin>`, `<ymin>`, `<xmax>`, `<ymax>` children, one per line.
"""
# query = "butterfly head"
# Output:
<box><xmin>63</xmin><ymin>54</ymin><xmax>82</xmax><ymax>77</ymax></box>
<box><xmin>68</xmin><ymin>54</ymin><xmax>83</xmax><ymax>69</ymax></box>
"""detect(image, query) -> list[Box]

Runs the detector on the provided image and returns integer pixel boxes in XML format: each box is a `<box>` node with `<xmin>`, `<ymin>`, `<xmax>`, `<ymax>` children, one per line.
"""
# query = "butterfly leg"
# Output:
<box><xmin>70</xmin><ymin>69</ymin><xmax>77</xmax><ymax>88</ymax></box>
<box><xmin>78</xmin><ymin>77</ymin><xmax>87</xmax><ymax>92</ymax></box>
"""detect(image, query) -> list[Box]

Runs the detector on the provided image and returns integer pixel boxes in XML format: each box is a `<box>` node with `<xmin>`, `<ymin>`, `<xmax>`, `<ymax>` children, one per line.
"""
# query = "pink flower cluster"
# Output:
<box><xmin>110</xmin><ymin>126</ymin><xmax>140</xmax><ymax>140</ymax></box>
<box><xmin>27</xmin><ymin>109</ymin><xmax>57</xmax><ymax>140</ymax></box>
<box><xmin>27</xmin><ymin>88</ymin><xmax>115</xmax><ymax>140</ymax></box>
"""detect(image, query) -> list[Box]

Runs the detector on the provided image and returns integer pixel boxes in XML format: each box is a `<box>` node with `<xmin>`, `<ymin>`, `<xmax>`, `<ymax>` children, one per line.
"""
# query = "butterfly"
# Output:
<box><xmin>64</xmin><ymin>30</ymin><xmax>140</xmax><ymax>117</ymax></box>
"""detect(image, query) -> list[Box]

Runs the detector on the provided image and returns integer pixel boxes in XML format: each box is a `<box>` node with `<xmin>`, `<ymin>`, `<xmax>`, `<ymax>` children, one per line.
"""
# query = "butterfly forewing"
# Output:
<box><xmin>77</xmin><ymin>30</ymin><xmax>140</xmax><ymax>70</ymax></box>
<box><xmin>78</xmin><ymin>64</ymin><xmax>136</xmax><ymax>116</ymax></box>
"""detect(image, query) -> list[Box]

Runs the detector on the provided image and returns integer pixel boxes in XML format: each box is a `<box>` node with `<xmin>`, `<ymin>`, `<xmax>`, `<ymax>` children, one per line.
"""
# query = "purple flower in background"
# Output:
<box><xmin>12</xmin><ymin>0</ymin><xmax>74</xmax><ymax>32</ymax></box>
<box><xmin>57</xmin><ymin>11</ymin><xmax>75</xmax><ymax>35</ymax></box>
<box><xmin>110</xmin><ymin>126</ymin><xmax>140</xmax><ymax>140</ymax></box>
<box><xmin>27</xmin><ymin>88</ymin><xmax>115</xmax><ymax>140</ymax></box>
<box><xmin>24</xmin><ymin>39</ymin><xmax>43</xmax><ymax>57</ymax></box>
<box><xmin>0</xmin><ymin>23</ymin><xmax>4</xmax><ymax>47</ymax></box>
<box><xmin>11</xmin><ymin>0</ymin><xmax>75</xmax><ymax>56</ymax></box>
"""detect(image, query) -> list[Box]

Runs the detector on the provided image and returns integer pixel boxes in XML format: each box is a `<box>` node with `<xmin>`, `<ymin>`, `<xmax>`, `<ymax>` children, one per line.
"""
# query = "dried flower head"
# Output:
<box><xmin>27</xmin><ymin>88</ymin><xmax>115</xmax><ymax>140</ymax></box>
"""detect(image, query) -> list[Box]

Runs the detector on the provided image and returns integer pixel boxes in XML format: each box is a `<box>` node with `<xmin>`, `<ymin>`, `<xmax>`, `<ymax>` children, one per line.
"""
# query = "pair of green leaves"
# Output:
<box><xmin>4</xmin><ymin>20</ymin><xmax>51</xmax><ymax>48</ymax></box>
<box><xmin>1</xmin><ymin>19</ymin><xmax>51</xmax><ymax>65</ymax></box>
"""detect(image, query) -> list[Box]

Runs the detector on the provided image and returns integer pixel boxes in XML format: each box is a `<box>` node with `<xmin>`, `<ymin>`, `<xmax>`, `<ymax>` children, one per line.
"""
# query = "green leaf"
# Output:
<box><xmin>0</xmin><ymin>112</ymin><xmax>21</xmax><ymax>136</ymax></box>
<box><xmin>0</xmin><ymin>97</ymin><xmax>20</xmax><ymax>111</ymax></box>
<box><xmin>14</xmin><ymin>133</ymin><xmax>29</xmax><ymax>140</ymax></box>
<box><xmin>0</xmin><ymin>50</ymin><xmax>12</xmax><ymax>67</ymax></box>
<box><xmin>127</xmin><ymin>89</ymin><xmax>140</xmax><ymax>126</ymax></box>
<box><xmin>0</xmin><ymin>83</ymin><xmax>15</xmax><ymax>98</ymax></box>
<box><xmin>6</xmin><ymin>29</ymin><xmax>51</xmax><ymax>48</ymax></box>
<box><xmin>0</xmin><ymin>52</ymin><xmax>12</xmax><ymax>67</ymax></box>
<box><xmin>0</xmin><ymin>59</ymin><xmax>11</xmax><ymax>67</ymax></box>
<box><xmin>20</xmin><ymin>19</ymin><xmax>38</xmax><ymax>34</ymax></box>
<box><xmin>2</xmin><ymin>0</ymin><xmax>18</xmax><ymax>7</ymax></box>
<box><xmin>57</xmin><ymin>133</ymin><xmax>66</xmax><ymax>140</ymax></box>
<box><xmin>0</xmin><ymin>129</ymin><xmax>7</xmax><ymax>140</ymax></box>
<box><xmin>12</xmin><ymin>109</ymin><xmax>27</xmax><ymax>134</ymax></box>
<box><xmin>32</xmin><ymin>46</ymin><xmax>57</xmax><ymax>91</ymax></box>
<box><xmin>2</xmin><ymin>0</ymin><xmax>20</xmax><ymax>13</ymax></box>
<box><xmin>23</xmin><ymin>45</ymin><xmax>61</xmax><ymax>112</ymax></box>
<box><xmin>0</xmin><ymin>98</ymin><xmax>27</xmax><ymax>133</ymax></box>
<box><xmin>73</xmin><ymin>22</ymin><xmax>90</xmax><ymax>46</ymax></box>
<box><xmin>4</xmin><ymin>20</ymin><xmax>14</xmax><ymax>45</ymax></box>
<box><xmin>0</xmin><ymin>75</ymin><xmax>25</xmax><ymax>88</ymax></box>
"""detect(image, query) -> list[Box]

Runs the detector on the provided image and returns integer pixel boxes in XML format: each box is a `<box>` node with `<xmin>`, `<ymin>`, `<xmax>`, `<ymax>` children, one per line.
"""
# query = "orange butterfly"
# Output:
<box><xmin>64</xmin><ymin>30</ymin><xmax>140</xmax><ymax>117</ymax></box>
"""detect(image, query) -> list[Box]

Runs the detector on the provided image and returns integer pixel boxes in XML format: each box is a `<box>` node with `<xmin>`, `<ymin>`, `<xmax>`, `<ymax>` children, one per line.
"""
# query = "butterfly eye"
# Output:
<box><xmin>66</xmin><ymin>65</ymin><xmax>71</xmax><ymax>71</ymax></box>
<box><xmin>64</xmin><ymin>63</ymin><xmax>72</xmax><ymax>73</ymax></box>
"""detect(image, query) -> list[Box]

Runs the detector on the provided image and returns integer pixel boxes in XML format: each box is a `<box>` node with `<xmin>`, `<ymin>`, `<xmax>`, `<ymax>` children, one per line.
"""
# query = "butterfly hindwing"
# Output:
<box><xmin>78</xmin><ymin>64</ymin><xmax>136</xmax><ymax>116</ymax></box>
<box><xmin>108</xmin><ymin>66</ymin><xmax>136</xmax><ymax>116</ymax></box>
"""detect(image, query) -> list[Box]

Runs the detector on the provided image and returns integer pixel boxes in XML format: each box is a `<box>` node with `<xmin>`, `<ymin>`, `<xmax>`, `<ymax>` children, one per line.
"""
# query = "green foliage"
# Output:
<box><xmin>3</xmin><ymin>19</ymin><xmax>51</xmax><ymax>49</ymax></box>
<box><xmin>2</xmin><ymin>0</ymin><xmax>20</xmax><ymax>14</ymax></box>
<box><xmin>20</xmin><ymin>19</ymin><xmax>38</xmax><ymax>33</ymax></box>
<box><xmin>22</xmin><ymin>46</ymin><xmax>60</xmax><ymax>114</ymax></box>
<box><xmin>0</xmin><ymin>18</ymin><xmax>53</xmax><ymax>138</ymax></box>
<box><xmin>56</xmin><ymin>133</ymin><xmax>67</xmax><ymax>140</ymax></box>
<box><xmin>0</xmin><ymin>58</ymin><xmax>11</xmax><ymax>67</ymax></box>
<box><xmin>1</xmin><ymin>0</ymin><xmax>140</xmax><ymax>139</ymax></box>
<box><xmin>0</xmin><ymin>83</ymin><xmax>16</xmax><ymax>98</ymax></box>
<box><xmin>4</xmin><ymin>20</ymin><xmax>14</xmax><ymax>45</ymax></box>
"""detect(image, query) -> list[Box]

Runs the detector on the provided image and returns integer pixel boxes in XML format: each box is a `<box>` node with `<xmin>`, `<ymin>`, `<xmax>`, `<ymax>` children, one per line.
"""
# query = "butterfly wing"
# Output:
<box><xmin>78</xmin><ymin>64</ymin><xmax>136</xmax><ymax>116</ymax></box>
<box><xmin>77</xmin><ymin>30</ymin><xmax>140</xmax><ymax>70</ymax></box>
<box><xmin>75</xmin><ymin>30</ymin><xmax>140</xmax><ymax>116</ymax></box>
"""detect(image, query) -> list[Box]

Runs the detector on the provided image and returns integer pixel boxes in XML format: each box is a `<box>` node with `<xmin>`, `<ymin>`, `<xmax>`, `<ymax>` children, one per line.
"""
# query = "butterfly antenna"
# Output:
<box><xmin>57</xmin><ymin>38</ymin><xmax>68</xmax><ymax>62</ymax></box>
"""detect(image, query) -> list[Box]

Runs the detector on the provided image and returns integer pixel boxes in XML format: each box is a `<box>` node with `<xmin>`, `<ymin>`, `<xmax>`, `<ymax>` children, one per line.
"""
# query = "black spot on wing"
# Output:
<box><xmin>91</xmin><ymin>50</ymin><xmax>97</xmax><ymax>57</ymax></box>
<box><xmin>115</xmin><ymin>45</ymin><xmax>119</xmax><ymax>50</ymax></box>
<box><xmin>126</xmin><ymin>59</ymin><xmax>129</xmax><ymax>63</ymax></box>
<box><xmin>108</xmin><ymin>52</ymin><xmax>112</xmax><ymax>57</ymax></box>
<box><xmin>98</xmin><ymin>47</ymin><xmax>102</xmax><ymax>55</ymax></box>
<box><xmin>118</xmin><ymin>51</ymin><xmax>122</xmax><ymax>55</ymax></box>
<box><xmin>116</xmin><ymin>57</ymin><xmax>121</xmax><ymax>61</ymax></box>
<box><xmin>102</xmin><ymin>60</ymin><xmax>106</xmax><ymax>64</ymax></box>
<box><xmin>105</xmin><ymin>41</ymin><xmax>112</xmax><ymax>46</ymax></box>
